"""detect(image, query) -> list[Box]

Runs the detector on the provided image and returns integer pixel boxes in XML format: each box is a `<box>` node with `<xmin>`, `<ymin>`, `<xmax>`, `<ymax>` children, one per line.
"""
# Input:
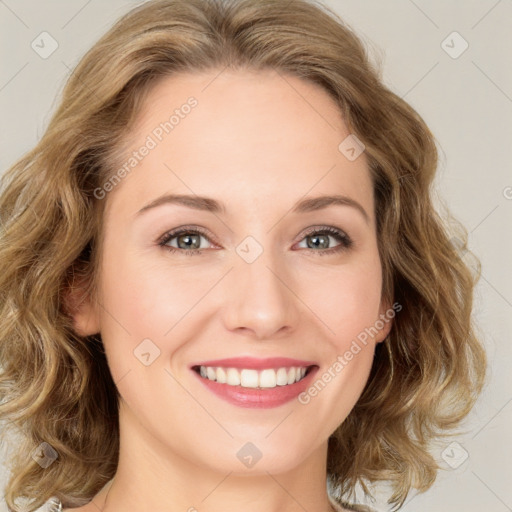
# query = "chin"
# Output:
<box><xmin>193</xmin><ymin>436</ymin><xmax>315</xmax><ymax>476</ymax></box>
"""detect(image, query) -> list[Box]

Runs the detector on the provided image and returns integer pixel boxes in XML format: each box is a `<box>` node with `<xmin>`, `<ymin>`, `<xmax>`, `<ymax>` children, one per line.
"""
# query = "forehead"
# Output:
<box><xmin>107</xmin><ymin>69</ymin><xmax>374</xmax><ymax>221</ymax></box>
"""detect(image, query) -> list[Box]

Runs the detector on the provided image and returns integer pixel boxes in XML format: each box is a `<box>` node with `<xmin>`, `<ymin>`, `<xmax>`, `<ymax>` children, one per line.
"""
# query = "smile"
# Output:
<box><xmin>190</xmin><ymin>357</ymin><xmax>319</xmax><ymax>409</ymax></box>
<box><xmin>194</xmin><ymin>365</ymin><xmax>312</xmax><ymax>388</ymax></box>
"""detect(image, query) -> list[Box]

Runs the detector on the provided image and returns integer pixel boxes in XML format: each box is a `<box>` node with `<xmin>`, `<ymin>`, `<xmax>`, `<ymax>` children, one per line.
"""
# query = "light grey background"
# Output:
<box><xmin>1</xmin><ymin>1</ymin><xmax>511</xmax><ymax>511</ymax></box>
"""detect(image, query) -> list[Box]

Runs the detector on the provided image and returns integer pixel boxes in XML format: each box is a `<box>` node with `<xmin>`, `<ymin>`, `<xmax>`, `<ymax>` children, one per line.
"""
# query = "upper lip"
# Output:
<box><xmin>190</xmin><ymin>357</ymin><xmax>318</xmax><ymax>370</ymax></box>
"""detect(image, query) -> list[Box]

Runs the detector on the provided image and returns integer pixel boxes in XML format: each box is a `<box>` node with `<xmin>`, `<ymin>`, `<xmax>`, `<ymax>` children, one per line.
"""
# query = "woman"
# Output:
<box><xmin>0</xmin><ymin>1</ymin><xmax>486</xmax><ymax>511</ymax></box>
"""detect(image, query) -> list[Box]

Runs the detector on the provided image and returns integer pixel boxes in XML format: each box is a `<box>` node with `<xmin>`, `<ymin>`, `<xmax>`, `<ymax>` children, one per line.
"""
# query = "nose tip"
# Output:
<box><xmin>222</xmin><ymin>255</ymin><xmax>300</xmax><ymax>340</ymax></box>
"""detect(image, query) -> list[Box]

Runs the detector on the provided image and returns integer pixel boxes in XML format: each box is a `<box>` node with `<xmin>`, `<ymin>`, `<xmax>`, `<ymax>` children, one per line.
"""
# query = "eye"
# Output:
<box><xmin>295</xmin><ymin>226</ymin><xmax>353</xmax><ymax>255</ymax></box>
<box><xmin>158</xmin><ymin>226</ymin><xmax>215</xmax><ymax>256</ymax></box>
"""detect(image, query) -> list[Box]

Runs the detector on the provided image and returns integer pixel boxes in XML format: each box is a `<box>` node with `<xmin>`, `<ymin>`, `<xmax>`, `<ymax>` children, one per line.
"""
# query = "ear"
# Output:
<box><xmin>62</xmin><ymin>277</ymin><xmax>101</xmax><ymax>337</ymax></box>
<box><xmin>374</xmin><ymin>298</ymin><xmax>396</xmax><ymax>344</ymax></box>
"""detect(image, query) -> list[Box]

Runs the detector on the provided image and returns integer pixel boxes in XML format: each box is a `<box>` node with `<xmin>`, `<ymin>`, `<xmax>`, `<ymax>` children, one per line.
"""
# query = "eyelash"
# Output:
<box><xmin>157</xmin><ymin>225</ymin><xmax>353</xmax><ymax>257</ymax></box>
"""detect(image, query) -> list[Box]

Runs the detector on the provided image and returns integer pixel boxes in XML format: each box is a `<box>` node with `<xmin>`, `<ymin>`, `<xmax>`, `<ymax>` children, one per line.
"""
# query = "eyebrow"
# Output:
<box><xmin>136</xmin><ymin>193</ymin><xmax>370</xmax><ymax>224</ymax></box>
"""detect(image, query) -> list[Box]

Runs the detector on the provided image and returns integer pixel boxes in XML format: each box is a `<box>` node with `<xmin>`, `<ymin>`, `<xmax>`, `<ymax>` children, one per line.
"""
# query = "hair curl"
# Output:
<box><xmin>0</xmin><ymin>0</ymin><xmax>486</xmax><ymax>510</ymax></box>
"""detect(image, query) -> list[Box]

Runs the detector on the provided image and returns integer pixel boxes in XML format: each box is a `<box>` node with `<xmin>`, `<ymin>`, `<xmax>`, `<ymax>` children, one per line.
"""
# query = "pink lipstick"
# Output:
<box><xmin>190</xmin><ymin>357</ymin><xmax>319</xmax><ymax>408</ymax></box>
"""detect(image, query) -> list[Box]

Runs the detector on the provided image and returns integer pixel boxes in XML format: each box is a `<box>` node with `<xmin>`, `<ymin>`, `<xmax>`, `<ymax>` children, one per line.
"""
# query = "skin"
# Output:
<box><xmin>68</xmin><ymin>69</ymin><xmax>392</xmax><ymax>512</ymax></box>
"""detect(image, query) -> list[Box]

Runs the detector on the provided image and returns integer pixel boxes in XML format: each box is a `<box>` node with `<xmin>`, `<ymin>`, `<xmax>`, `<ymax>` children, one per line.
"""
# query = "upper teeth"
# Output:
<box><xmin>198</xmin><ymin>366</ymin><xmax>308</xmax><ymax>388</ymax></box>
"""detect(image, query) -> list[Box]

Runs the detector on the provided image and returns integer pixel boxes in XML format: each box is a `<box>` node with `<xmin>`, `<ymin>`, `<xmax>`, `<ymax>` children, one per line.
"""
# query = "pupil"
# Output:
<box><xmin>178</xmin><ymin>234</ymin><xmax>200</xmax><ymax>249</ymax></box>
<box><xmin>308</xmin><ymin>234</ymin><xmax>329</xmax><ymax>249</ymax></box>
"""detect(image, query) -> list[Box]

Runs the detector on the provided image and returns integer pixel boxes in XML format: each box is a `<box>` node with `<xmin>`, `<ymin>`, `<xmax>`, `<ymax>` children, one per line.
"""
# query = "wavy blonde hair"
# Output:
<box><xmin>0</xmin><ymin>0</ymin><xmax>486</xmax><ymax>510</ymax></box>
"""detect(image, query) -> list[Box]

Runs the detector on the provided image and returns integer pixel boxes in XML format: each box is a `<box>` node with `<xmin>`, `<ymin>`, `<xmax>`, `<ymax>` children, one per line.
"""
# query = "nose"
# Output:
<box><xmin>221</xmin><ymin>246</ymin><xmax>301</xmax><ymax>340</ymax></box>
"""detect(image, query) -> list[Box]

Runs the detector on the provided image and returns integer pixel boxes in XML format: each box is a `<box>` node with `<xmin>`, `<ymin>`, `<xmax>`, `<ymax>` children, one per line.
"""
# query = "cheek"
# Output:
<box><xmin>300</xmin><ymin>258</ymin><xmax>383</xmax><ymax>345</ymax></box>
<box><xmin>295</xmin><ymin>253</ymin><xmax>383</xmax><ymax>414</ymax></box>
<box><xmin>99</xmin><ymin>249</ymin><xmax>214</xmax><ymax>336</ymax></box>
<box><xmin>96</xmin><ymin>246</ymin><xmax>222</xmax><ymax>382</ymax></box>
<box><xmin>298</xmin><ymin>273</ymin><xmax>381</xmax><ymax>426</ymax></box>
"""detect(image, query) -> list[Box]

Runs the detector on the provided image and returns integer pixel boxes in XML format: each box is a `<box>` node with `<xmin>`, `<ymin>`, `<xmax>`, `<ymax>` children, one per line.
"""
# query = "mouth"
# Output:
<box><xmin>189</xmin><ymin>358</ymin><xmax>319</xmax><ymax>409</ymax></box>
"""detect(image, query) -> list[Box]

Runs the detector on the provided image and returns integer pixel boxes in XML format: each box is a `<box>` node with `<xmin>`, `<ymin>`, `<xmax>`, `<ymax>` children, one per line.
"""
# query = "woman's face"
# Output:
<box><xmin>74</xmin><ymin>69</ymin><xmax>392</xmax><ymax>475</ymax></box>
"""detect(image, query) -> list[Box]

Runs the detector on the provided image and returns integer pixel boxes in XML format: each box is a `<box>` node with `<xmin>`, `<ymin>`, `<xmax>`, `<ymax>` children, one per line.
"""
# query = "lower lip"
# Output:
<box><xmin>192</xmin><ymin>367</ymin><xmax>319</xmax><ymax>409</ymax></box>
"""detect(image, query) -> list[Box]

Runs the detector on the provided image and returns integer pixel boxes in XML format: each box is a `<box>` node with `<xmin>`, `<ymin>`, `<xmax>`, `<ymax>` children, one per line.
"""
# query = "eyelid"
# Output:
<box><xmin>300</xmin><ymin>225</ymin><xmax>348</xmax><ymax>238</ymax></box>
